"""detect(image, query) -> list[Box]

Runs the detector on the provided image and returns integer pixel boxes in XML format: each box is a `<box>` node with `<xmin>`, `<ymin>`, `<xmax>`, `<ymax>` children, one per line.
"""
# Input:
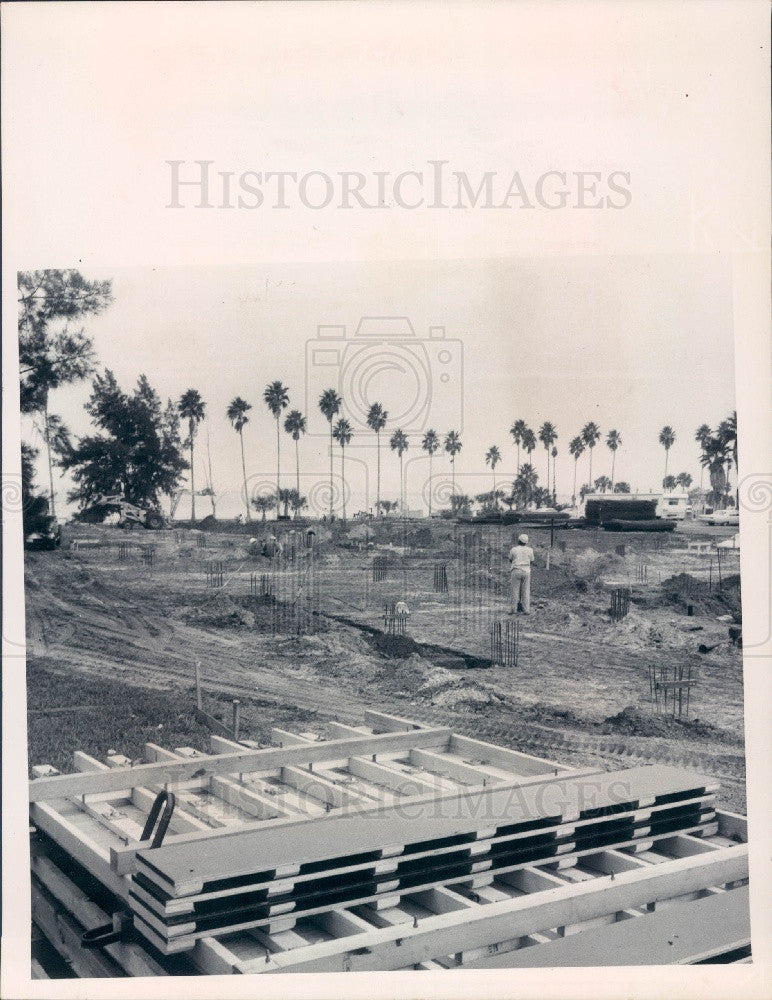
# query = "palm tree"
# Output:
<box><xmin>581</xmin><ymin>422</ymin><xmax>601</xmax><ymax>489</ymax></box>
<box><xmin>178</xmin><ymin>389</ymin><xmax>206</xmax><ymax>523</ymax></box>
<box><xmin>662</xmin><ymin>474</ymin><xmax>676</xmax><ymax>493</ymax></box>
<box><xmin>606</xmin><ymin>429</ymin><xmax>622</xmax><ymax>489</ymax></box>
<box><xmin>366</xmin><ymin>402</ymin><xmax>388</xmax><ymax>517</ymax></box>
<box><xmin>226</xmin><ymin>396</ymin><xmax>252</xmax><ymax>521</ymax></box>
<box><xmin>675</xmin><ymin>472</ymin><xmax>693</xmax><ymax>492</ymax></box>
<box><xmin>332</xmin><ymin>418</ymin><xmax>353</xmax><ymax>522</ymax></box>
<box><xmin>538</xmin><ymin>422</ymin><xmax>558</xmax><ymax>490</ymax></box>
<box><xmin>551</xmin><ymin>445</ymin><xmax>558</xmax><ymax>502</ymax></box>
<box><xmin>718</xmin><ymin>411</ymin><xmax>738</xmax><ymax>505</ymax></box>
<box><xmin>695</xmin><ymin>423</ymin><xmax>712</xmax><ymax>495</ymax></box>
<box><xmin>283</xmin><ymin>409</ymin><xmax>307</xmax><ymax>499</ymax></box>
<box><xmin>614</xmin><ymin>481</ymin><xmax>631</xmax><ymax>493</ymax></box>
<box><xmin>700</xmin><ymin>437</ymin><xmax>731</xmax><ymax>507</ymax></box>
<box><xmin>594</xmin><ymin>475</ymin><xmax>612</xmax><ymax>494</ymax></box>
<box><xmin>659</xmin><ymin>425</ymin><xmax>676</xmax><ymax>479</ymax></box>
<box><xmin>444</xmin><ymin>430</ymin><xmax>462</xmax><ymax>499</ymax></box>
<box><xmin>390</xmin><ymin>429</ymin><xmax>409</xmax><ymax>514</ymax></box>
<box><xmin>318</xmin><ymin>388</ymin><xmax>342</xmax><ymax>519</ymax></box>
<box><xmin>510</xmin><ymin>419</ymin><xmax>528</xmax><ymax>478</ymax></box>
<box><xmin>568</xmin><ymin>436</ymin><xmax>585</xmax><ymax>505</ymax></box>
<box><xmin>522</xmin><ymin>428</ymin><xmax>537</xmax><ymax>477</ymax></box>
<box><xmin>288</xmin><ymin>490</ymin><xmax>308</xmax><ymax>519</ymax></box>
<box><xmin>264</xmin><ymin>381</ymin><xmax>290</xmax><ymax>512</ymax></box>
<box><xmin>513</xmin><ymin>463</ymin><xmax>538</xmax><ymax>508</ymax></box>
<box><xmin>251</xmin><ymin>493</ymin><xmax>276</xmax><ymax>522</ymax></box>
<box><xmin>485</xmin><ymin>445</ymin><xmax>502</xmax><ymax>498</ymax></box>
<box><xmin>421</xmin><ymin>429</ymin><xmax>440</xmax><ymax>516</ymax></box>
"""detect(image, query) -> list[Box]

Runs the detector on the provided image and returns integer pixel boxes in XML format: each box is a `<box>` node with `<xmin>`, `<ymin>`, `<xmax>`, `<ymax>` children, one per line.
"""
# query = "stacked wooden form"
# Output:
<box><xmin>29</xmin><ymin>712</ymin><xmax>751</xmax><ymax>977</ymax></box>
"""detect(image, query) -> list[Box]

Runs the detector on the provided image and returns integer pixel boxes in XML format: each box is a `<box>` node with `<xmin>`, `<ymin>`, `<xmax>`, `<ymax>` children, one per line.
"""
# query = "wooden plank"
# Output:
<box><xmin>347</xmin><ymin>757</ymin><xmax>440</xmax><ymax>797</ymax></box>
<box><xmin>30</xmin><ymin>801</ymin><xmax>128</xmax><ymax>899</ymax></box>
<box><xmin>363</xmin><ymin>710</ymin><xmax>427</xmax><ymax>732</ymax></box>
<box><xmin>32</xmin><ymin>853</ymin><xmax>165</xmax><ymax>977</ymax></box>
<box><xmin>410</xmin><ymin>886</ymin><xmax>476</xmax><ymax>914</ymax></box>
<box><xmin>31</xmin><ymin>881</ymin><xmax>123</xmax><ymax>978</ymax></box>
<box><xmin>271</xmin><ymin>728</ymin><xmax>315</xmax><ymax>746</ymax></box>
<box><xmin>30</xmin><ymin>728</ymin><xmax>453</xmax><ymax>802</ymax></box>
<box><xmin>409</xmin><ymin>748</ymin><xmax>505</xmax><ymax>786</ymax></box>
<box><xmin>327</xmin><ymin>722</ymin><xmax>371</xmax><ymax>738</ymax></box>
<box><xmin>240</xmin><ymin>847</ymin><xmax>748</xmax><ymax>973</ymax></box>
<box><xmin>464</xmin><ymin>885</ymin><xmax>751</xmax><ymax>967</ymax></box>
<box><xmin>280</xmin><ymin>765</ymin><xmax>370</xmax><ymax>809</ymax></box>
<box><xmin>716</xmin><ymin>809</ymin><xmax>748</xmax><ymax>843</ymax></box>
<box><xmin>449</xmin><ymin>733</ymin><xmax>566</xmax><ymax>776</ymax></box>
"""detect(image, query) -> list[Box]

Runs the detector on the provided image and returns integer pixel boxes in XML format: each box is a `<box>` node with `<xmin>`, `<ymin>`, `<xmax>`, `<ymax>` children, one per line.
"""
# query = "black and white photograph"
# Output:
<box><xmin>2</xmin><ymin>3</ymin><xmax>770</xmax><ymax>999</ymax></box>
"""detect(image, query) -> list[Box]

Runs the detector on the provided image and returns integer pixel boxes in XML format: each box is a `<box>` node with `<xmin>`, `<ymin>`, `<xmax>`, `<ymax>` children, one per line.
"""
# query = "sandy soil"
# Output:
<box><xmin>24</xmin><ymin>520</ymin><xmax>747</xmax><ymax>812</ymax></box>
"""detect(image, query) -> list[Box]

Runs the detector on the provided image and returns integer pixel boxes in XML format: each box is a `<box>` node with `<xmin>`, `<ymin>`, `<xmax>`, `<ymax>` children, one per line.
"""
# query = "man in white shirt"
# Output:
<box><xmin>508</xmin><ymin>533</ymin><xmax>535</xmax><ymax>614</ymax></box>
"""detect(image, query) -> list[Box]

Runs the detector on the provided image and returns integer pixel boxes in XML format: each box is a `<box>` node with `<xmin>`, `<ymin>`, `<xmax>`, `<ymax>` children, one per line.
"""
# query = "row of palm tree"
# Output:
<box><xmin>180</xmin><ymin>384</ymin><xmax>738</xmax><ymax>523</ymax></box>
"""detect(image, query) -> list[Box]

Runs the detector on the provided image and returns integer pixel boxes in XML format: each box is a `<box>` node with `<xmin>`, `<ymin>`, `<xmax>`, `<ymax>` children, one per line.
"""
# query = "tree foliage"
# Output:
<box><xmin>61</xmin><ymin>370</ymin><xmax>187</xmax><ymax>508</ymax></box>
<box><xmin>18</xmin><ymin>269</ymin><xmax>112</xmax><ymax>413</ymax></box>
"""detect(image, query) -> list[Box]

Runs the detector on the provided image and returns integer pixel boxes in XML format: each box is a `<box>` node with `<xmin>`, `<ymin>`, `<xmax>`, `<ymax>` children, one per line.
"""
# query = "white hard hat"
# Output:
<box><xmin>518</xmin><ymin>533</ymin><xmax>529</xmax><ymax>544</ymax></box>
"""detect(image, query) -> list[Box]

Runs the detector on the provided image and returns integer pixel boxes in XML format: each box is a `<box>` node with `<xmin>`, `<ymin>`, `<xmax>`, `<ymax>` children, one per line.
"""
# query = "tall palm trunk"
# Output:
<box><xmin>545</xmin><ymin>448</ymin><xmax>549</xmax><ymax>488</ymax></box>
<box><xmin>516</xmin><ymin>444</ymin><xmax>520</xmax><ymax>479</ymax></box>
<box><xmin>588</xmin><ymin>447</ymin><xmax>593</xmax><ymax>489</ymax></box>
<box><xmin>428</xmin><ymin>452</ymin><xmax>433</xmax><ymax>517</ymax></box>
<box><xmin>189</xmin><ymin>432</ymin><xmax>196</xmax><ymax>523</ymax></box>
<box><xmin>451</xmin><ymin>459</ymin><xmax>455</xmax><ymax>500</ymax></box>
<box><xmin>239</xmin><ymin>429</ymin><xmax>250</xmax><ymax>521</ymax></box>
<box><xmin>295</xmin><ymin>438</ymin><xmax>300</xmax><ymax>498</ymax></box>
<box><xmin>43</xmin><ymin>393</ymin><xmax>56</xmax><ymax>518</ymax></box>
<box><xmin>572</xmin><ymin>460</ymin><xmax>578</xmax><ymax>504</ymax></box>
<box><xmin>328</xmin><ymin>421</ymin><xmax>334</xmax><ymax>519</ymax></box>
<box><xmin>400</xmin><ymin>455</ymin><xmax>404</xmax><ymax>515</ymax></box>
<box><xmin>376</xmin><ymin>432</ymin><xmax>381</xmax><ymax>517</ymax></box>
<box><xmin>341</xmin><ymin>446</ymin><xmax>346</xmax><ymax>522</ymax></box>
<box><xmin>275</xmin><ymin>418</ymin><xmax>281</xmax><ymax>518</ymax></box>
<box><xmin>610</xmin><ymin>451</ymin><xmax>616</xmax><ymax>489</ymax></box>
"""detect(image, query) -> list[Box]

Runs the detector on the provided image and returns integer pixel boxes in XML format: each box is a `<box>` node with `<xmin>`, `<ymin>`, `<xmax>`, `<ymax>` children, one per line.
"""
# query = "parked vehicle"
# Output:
<box><xmin>698</xmin><ymin>509</ymin><xmax>740</xmax><ymax>526</ymax></box>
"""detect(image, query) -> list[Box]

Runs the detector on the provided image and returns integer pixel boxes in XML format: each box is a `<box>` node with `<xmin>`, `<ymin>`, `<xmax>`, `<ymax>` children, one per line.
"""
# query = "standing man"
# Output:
<box><xmin>508</xmin><ymin>532</ymin><xmax>534</xmax><ymax>614</ymax></box>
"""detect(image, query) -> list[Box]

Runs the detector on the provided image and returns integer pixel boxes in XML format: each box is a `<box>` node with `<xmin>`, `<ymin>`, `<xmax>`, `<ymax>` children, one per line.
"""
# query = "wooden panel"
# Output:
<box><xmin>132</xmin><ymin>766</ymin><xmax>715</xmax><ymax>895</ymax></box>
<box><xmin>30</xmin><ymin>728</ymin><xmax>452</xmax><ymax>802</ymax></box>
<box><xmin>464</xmin><ymin>885</ymin><xmax>750</xmax><ymax>967</ymax></box>
<box><xmin>240</xmin><ymin>847</ymin><xmax>747</xmax><ymax>973</ymax></box>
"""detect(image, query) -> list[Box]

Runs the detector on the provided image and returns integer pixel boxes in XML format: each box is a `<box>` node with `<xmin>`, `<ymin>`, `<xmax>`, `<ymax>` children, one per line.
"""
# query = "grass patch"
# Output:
<box><xmin>26</xmin><ymin>660</ymin><xmax>212</xmax><ymax>774</ymax></box>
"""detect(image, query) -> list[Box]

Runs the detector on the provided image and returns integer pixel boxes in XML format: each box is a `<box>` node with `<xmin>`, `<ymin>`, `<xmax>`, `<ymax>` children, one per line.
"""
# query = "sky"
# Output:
<box><xmin>23</xmin><ymin>255</ymin><xmax>736</xmax><ymax>519</ymax></box>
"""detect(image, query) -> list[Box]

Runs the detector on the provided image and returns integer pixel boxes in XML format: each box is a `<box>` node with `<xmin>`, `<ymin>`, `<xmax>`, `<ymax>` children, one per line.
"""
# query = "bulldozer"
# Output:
<box><xmin>83</xmin><ymin>493</ymin><xmax>168</xmax><ymax>530</ymax></box>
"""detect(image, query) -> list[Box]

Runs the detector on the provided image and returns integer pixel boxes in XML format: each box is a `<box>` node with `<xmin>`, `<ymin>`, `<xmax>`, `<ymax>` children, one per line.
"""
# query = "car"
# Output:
<box><xmin>698</xmin><ymin>510</ymin><xmax>739</xmax><ymax>526</ymax></box>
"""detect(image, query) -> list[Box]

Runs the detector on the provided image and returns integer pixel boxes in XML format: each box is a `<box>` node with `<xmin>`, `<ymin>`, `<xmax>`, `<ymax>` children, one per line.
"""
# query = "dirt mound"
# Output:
<box><xmin>182</xmin><ymin>592</ymin><xmax>256</xmax><ymax>629</ymax></box>
<box><xmin>416</xmin><ymin>665</ymin><xmax>509</xmax><ymax>711</ymax></box>
<box><xmin>659</xmin><ymin>573</ymin><xmax>741</xmax><ymax>618</ymax></box>
<box><xmin>602</xmin><ymin>705</ymin><xmax>741</xmax><ymax>744</ymax></box>
<box><xmin>572</xmin><ymin>548</ymin><xmax>626</xmax><ymax>581</ymax></box>
<box><xmin>366</xmin><ymin>632</ymin><xmax>421</xmax><ymax>658</ymax></box>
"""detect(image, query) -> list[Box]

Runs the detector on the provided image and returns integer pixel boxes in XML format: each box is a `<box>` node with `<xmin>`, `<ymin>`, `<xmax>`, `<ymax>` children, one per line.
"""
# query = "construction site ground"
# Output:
<box><xmin>25</xmin><ymin>519</ymin><xmax>746</xmax><ymax>813</ymax></box>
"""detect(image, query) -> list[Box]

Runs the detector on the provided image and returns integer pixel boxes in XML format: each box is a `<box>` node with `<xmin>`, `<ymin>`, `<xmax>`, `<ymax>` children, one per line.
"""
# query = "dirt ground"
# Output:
<box><xmin>24</xmin><ymin>518</ymin><xmax>747</xmax><ymax>812</ymax></box>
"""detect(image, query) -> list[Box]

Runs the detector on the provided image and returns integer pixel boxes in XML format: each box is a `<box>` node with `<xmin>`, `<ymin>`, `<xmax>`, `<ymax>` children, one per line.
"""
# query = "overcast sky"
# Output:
<box><xmin>24</xmin><ymin>255</ymin><xmax>735</xmax><ymax>518</ymax></box>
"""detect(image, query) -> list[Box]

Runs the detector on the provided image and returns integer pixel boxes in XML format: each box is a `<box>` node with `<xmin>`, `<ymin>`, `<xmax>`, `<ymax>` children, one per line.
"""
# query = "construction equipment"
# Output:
<box><xmin>84</xmin><ymin>493</ymin><xmax>167</xmax><ymax>530</ymax></box>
